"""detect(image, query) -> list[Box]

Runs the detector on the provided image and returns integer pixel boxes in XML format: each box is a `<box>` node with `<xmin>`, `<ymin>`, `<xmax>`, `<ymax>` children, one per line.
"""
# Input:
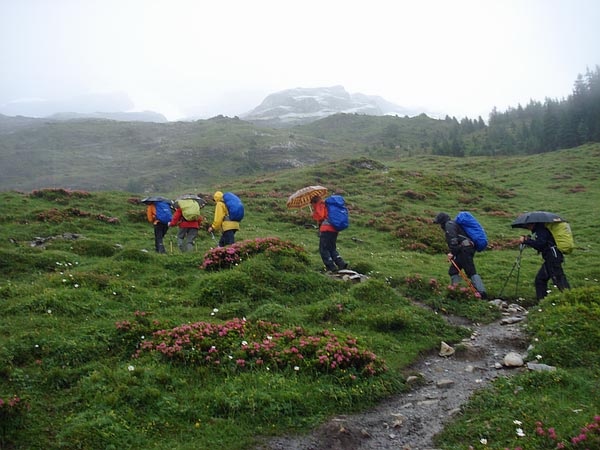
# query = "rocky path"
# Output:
<box><xmin>259</xmin><ymin>302</ymin><xmax>529</xmax><ymax>450</ymax></box>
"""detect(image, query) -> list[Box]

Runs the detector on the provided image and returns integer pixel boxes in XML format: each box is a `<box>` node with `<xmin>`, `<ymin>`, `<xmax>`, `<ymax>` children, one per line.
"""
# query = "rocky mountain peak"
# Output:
<box><xmin>241</xmin><ymin>85</ymin><xmax>413</xmax><ymax>127</ymax></box>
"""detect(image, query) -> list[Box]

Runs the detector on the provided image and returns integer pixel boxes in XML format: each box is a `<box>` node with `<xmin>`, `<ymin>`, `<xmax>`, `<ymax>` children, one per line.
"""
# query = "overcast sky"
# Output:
<box><xmin>1</xmin><ymin>0</ymin><xmax>599</xmax><ymax>121</ymax></box>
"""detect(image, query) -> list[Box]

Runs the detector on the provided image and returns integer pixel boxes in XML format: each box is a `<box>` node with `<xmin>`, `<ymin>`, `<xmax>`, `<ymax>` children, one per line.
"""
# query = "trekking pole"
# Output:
<box><xmin>448</xmin><ymin>255</ymin><xmax>479</xmax><ymax>296</ymax></box>
<box><xmin>498</xmin><ymin>244</ymin><xmax>524</xmax><ymax>298</ymax></box>
<box><xmin>169</xmin><ymin>235</ymin><xmax>173</xmax><ymax>254</ymax></box>
<box><xmin>210</xmin><ymin>232</ymin><xmax>219</xmax><ymax>247</ymax></box>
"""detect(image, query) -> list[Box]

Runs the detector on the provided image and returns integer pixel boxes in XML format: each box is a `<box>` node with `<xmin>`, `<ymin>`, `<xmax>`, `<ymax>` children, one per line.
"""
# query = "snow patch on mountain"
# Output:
<box><xmin>241</xmin><ymin>85</ymin><xmax>420</xmax><ymax>127</ymax></box>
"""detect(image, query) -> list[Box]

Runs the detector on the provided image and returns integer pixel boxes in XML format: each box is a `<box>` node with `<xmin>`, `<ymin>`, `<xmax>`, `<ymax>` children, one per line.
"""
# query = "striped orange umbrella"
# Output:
<box><xmin>286</xmin><ymin>185</ymin><xmax>328</xmax><ymax>209</ymax></box>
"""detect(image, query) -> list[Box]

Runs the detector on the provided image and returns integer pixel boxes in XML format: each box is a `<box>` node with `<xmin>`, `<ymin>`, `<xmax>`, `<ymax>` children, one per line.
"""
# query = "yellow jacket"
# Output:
<box><xmin>211</xmin><ymin>191</ymin><xmax>240</xmax><ymax>232</ymax></box>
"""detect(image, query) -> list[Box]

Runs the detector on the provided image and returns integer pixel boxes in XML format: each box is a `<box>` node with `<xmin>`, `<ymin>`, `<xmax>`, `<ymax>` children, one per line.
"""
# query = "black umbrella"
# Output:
<box><xmin>175</xmin><ymin>194</ymin><xmax>206</xmax><ymax>208</ymax></box>
<box><xmin>141</xmin><ymin>196</ymin><xmax>171</xmax><ymax>204</ymax></box>
<box><xmin>511</xmin><ymin>211</ymin><xmax>566</xmax><ymax>229</ymax></box>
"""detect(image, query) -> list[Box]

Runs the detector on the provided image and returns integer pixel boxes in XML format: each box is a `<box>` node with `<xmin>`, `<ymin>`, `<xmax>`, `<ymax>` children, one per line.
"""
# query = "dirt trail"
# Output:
<box><xmin>259</xmin><ymin>304</ymin><xmax>529</xmax><ymax>450</ymax></box>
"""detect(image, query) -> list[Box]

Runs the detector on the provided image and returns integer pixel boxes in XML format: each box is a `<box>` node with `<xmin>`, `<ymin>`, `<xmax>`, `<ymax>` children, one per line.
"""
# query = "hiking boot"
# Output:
<box><xmin>479</xmin><ymin>291</ymin><xmax>488</xmax><ymax>300</ymax></box>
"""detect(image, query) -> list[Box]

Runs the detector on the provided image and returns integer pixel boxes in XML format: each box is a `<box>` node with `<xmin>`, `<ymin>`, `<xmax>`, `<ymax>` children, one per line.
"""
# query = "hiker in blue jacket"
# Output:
<box><xmin>434</xmin><ymin>212</ymin><xmax>488</xmax><ymax>299</ymax></box>
<box><xmin>519</xmin><ymin>223</ymin><xmax>570</xmax><ymax>300</ymax></box>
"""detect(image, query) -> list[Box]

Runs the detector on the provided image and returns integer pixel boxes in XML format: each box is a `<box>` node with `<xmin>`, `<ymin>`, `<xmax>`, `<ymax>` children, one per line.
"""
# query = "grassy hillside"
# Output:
<box><xmin>0</xmin><ymin>113</ymin><xmax>470</xmax><ymax>193</ymax></box>
<box><xmin>0</xmin><ymin>144</ymin><xmax>599</xmax><ymax>449</ymax></box>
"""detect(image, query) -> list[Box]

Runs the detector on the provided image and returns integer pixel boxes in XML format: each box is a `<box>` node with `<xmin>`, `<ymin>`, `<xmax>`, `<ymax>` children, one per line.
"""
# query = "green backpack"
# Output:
<box><xmin>178</xmin><ymin>199</ymin><xmax>201</xmax><ymax>221</ymax></box>
<box><xmin>545</xmin><ymin>221</ymin><xmax>574</xmax><ymax>254</ymax></box>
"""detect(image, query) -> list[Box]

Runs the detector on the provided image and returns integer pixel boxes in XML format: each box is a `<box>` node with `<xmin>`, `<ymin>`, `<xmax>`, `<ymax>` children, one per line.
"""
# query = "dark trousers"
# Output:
<box><xmin>219</xmin><ymin>229</ymin><xmax>237</xmax><ymax>247</ymax></box>
<box><xmin>319</xmin><ymin>231</ymin><xmax>346</xmax><ymax>271</ymax></box>
<box><xmin>154</xmin><ymin>223</ymin><xmax>168</xmax><ymax>253</ymax></box>
<box><xmin>535</xmin><ymin>247</ymin><xmax>570</xmax><ymax>299</ymax></box>
<box><xmin>448</xmin><ymin>247</ymin><xmax>477</xmax><ymax>277</ymax></box>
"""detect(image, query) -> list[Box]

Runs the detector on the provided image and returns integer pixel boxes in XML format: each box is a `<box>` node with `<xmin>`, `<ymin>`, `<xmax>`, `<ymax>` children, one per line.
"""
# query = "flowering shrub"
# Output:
<box><xmin>496</xmin><ymin>416</ymin><xmax>600</xmax><ymax>449</ymax></box>
<box><xmin>0</xmin><ymin>395</ymin><xmax>30</xmax><ymax>444</ymax></box>
<box><xmin>127</xmin><ymin>317</ymin><xmax>387</xmax><ymax>379</ymax></box>
<box><xmin>403</xmin><ymin>274</ymin><xmax>481</xmax><ymax>301</ymax></box>
<box><xmin>30</xmin><ymin>188</ymin><xmax>91</xmax><ymax>201</ymax></box>
<box><xmin>444</xmin><ymin>283</ymin><xmax>481</xmax><ymax>300</ymax></box>
<box><xmin>402</xmin><ymin>273</ymin><xmax>441</xmax><ymax>300</ymax></box>
<box><xmin>96</xmin><ymin>214</ymin><xmax>120</xmax><ymax>224</ymax></box>
<box><xmin>200</xmin><ymin>237</ymin><xmax>308</xmax><ymax>271</ymax></box>
<box><xmin>36</xmin><ymin>208</ymin><xmax>119</xmax><ymax>224</ymax></box>
<box><xmin>115</xmin><ymin>310</ymin><xmax>170</xmax><ymax>352</ymax></box>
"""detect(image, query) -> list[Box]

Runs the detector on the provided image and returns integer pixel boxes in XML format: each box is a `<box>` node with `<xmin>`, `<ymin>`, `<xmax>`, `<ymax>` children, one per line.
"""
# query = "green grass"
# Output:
<box><xmin>1</xmin><ymin>144</ymin><xmax>599</xmax><ymax>448</ymax></box>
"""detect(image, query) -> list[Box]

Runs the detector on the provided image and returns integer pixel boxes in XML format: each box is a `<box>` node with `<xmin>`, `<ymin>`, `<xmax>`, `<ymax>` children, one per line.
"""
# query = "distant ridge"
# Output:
<box><xmin>48</xmin><ymin>111</ymin><xmax>168</xmax><ymax>123</ymax></box>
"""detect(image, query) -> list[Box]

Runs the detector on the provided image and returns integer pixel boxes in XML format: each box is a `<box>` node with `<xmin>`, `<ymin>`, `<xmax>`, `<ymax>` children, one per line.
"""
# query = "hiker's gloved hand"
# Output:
<box><xmin>207</xmin><ymin>226</ymin><xmax>213</xmax><ymax>233</ymax></box>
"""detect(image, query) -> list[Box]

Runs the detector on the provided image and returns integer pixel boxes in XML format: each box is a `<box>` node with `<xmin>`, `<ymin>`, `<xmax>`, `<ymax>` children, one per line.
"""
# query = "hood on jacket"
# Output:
<box><xmin>434</xmin><ymin>212</ymin><xmax>450</xmax><ymax>226</ymax></box>
<box><xmin>213</xmin><ymin>191</ymin><xmax>223</xmax><ymax>202</ymax></box>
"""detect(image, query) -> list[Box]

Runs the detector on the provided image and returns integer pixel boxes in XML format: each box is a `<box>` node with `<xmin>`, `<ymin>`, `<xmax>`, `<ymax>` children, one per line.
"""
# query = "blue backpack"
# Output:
<box><xmin>325</xmin><ymin>195</ymin><xmax>349</xmax><ymax>231</ymax></box>
<box><xmin>154</xmin><ymin>201</ymin><xmax>173</xmax><ymax>224</ymax></box>
<box><xmin>454</xmin><ymin>211</ymin><xmax>487</xmax><ymax>251</ymax></box>
<box><xmin>223</xmin><ymin>192</ymin><xmax>244</xmax><ymax>222</ymax></box>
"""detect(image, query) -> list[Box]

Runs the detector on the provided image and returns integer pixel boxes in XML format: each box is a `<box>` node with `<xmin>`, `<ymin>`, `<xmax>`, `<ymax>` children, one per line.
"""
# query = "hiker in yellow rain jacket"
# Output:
<box><xmin>207</xmin><ymin>191</ymin><xmax>240</xmax><ymax>247</ymax></box>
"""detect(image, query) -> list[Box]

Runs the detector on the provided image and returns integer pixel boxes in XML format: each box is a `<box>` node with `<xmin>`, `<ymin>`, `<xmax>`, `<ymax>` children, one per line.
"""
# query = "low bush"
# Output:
<box><xmin>199</xmin><ymin>237</ymin><xmax>308</xmax><ymax>271</ymax></box>
<box><xmin>526</xmin><ymin>287</ymin><xmax>600</xmax><ymax>368</ymax></box>
<box><xmin>128</xmin><ymin>317</ymin><xmax>388</xmax><ymax>379</ymax></box>
<box><xmin>71</xmin><ymin>239</ymin><xmax>117</xmax><ymax>257</ymax></box>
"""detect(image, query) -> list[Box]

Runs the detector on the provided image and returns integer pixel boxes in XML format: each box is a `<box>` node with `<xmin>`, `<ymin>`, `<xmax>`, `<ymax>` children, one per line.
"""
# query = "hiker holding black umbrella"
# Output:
<box><xmin>142</xmin><ymin>196</ymin><xmax>173</xmax><ymax>254</ymax></box>
<box><xmin>514</xmin><ymin>211</ymin><xmax>571</xmax><ymax>300</ymax></box>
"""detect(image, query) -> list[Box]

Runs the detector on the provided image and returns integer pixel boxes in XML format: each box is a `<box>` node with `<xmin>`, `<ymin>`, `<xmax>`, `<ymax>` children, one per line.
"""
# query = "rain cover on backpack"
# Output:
<box><xmin>178</xmin><ymin>199</ymin><xmax>201</xmax><ymax>221</ymax></box>
<box><xmin>223</xmin><ymin>192</ymin><xmax>244</xmax><ymax>221</ymax></box>
<box><xmin>454</xmin><ymin>211</ymin><xmax>488</xmax><ymax>251</ymax></box>
<box><xmin>545</xmin><ymin>221</ymin><xmax>574</xmax><ymax>254</ymax></box>
<box><xmin>325</xmin><ymin>195</ymin><xmax>349</xmax><ymax>231</ymax></box>
<box><xmin>154</xmin><ymin>201</ymin><xmax>173</xmax><ymax>224</ymax></box>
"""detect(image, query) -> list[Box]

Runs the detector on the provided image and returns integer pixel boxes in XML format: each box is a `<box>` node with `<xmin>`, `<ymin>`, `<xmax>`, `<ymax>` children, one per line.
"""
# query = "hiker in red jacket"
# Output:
<box><xmin>169</xmin><ymin>207</ymin><xmax>202</xmax><ymax>252</ymax></box>
<box><xmin>311</xmin><ymin>196</ymin><xmax>348</xmax><ymax>272</ymax></box>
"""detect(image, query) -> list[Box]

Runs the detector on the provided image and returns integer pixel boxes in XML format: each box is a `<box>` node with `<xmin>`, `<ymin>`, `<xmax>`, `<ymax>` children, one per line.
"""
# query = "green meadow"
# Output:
<box><xmin>1</xmin><ymin>144</ymin><xmax>599</xmax><ymax>449</ymax></box>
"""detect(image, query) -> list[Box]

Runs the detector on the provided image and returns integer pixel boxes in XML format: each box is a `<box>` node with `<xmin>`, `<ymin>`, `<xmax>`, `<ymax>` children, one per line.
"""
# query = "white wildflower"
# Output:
<box><xmin>241</xmin><ymin>341</ymin><xmax>248</xmax><ymax>346</ymax></box>
<box><xmin>536</xmin><ymin>354</ymin><xmax>542</xmax><ymax>360</ymax></box>
<box><xmin>128</xmin><ymin>365</ymin><xmax>135</xmax><ymax>371</ymax></box>
<box><xmin>516</xmin><ymin>428</ymin><xmax>525</xmax><ymax>437</ymax></box>
<box><xmin>513</xmin><ymin>420</ymin><xmax>522</xmax><ymax>425</ymax></box>
<box><xmin>480</xmin><ymin>438</ymin><xmax>487</xmax><ymax>445</ymax></box>
<box><xmin>213</xmin><ymin>308</ymin><xmax>219</xmax><ymax>313</ymax></box>
<box><xmin>294</xmin><ymin>366</ymin><xmax>300</xmax><ymax>371</ymax></box>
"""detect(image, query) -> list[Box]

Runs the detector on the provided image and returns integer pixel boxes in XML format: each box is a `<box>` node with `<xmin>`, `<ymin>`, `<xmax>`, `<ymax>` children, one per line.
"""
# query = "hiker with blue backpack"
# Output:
<box><xmin>146</xmin><ymin>200</ymin><xmax>172</xmax><ymax>253</ymax></box>
<box><xmin>207</xmin><ymin>191</ymin><xmax>243</xmax><ymax>247</ymax></box>
<box><xmin>310</xmin><ymin>195</ymin><xmax>348</xmax><ymax>273</ymax></box>
<box><xmin>434</xmin><ymin>212</ymin><xmax>488</xmax><ymax>299</ymax></box>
